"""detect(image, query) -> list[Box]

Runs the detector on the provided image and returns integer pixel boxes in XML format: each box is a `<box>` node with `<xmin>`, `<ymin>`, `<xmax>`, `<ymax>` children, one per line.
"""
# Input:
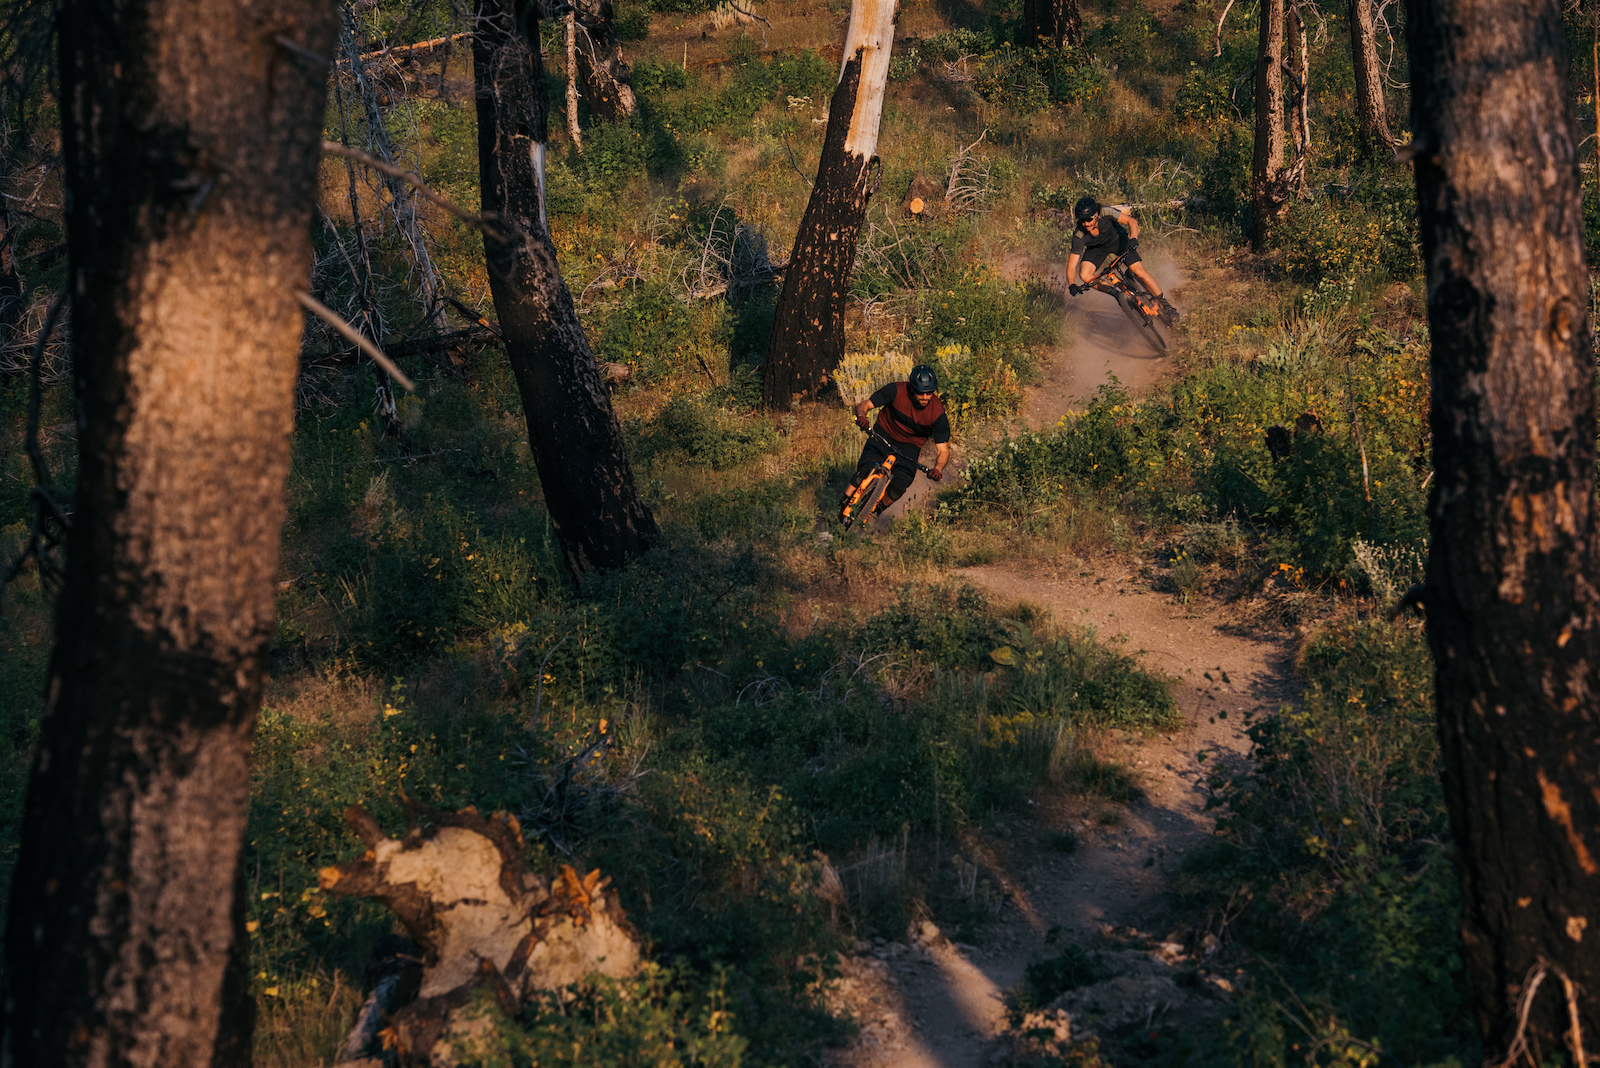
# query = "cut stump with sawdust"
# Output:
<box><xmin>322</xmin><ymin>801</ymin><xmax>641</xmax><ymax>1066</ymax></box>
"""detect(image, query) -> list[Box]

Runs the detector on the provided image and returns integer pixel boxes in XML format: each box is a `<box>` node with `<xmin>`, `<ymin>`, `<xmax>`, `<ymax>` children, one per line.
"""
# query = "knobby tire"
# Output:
<box><xmin>1115</xmin><ymin>287</ymin><xmax>1169</xmax><ymax>356</ymax></box>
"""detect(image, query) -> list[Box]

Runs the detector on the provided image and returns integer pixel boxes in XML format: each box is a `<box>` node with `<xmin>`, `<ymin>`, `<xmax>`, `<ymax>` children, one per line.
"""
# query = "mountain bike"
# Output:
<box><xmin>1086</xmin><ymin>252</ymin><xmax>1170</xmax><ymax>356</ymax></box>
<box><xmin>839</xmin><ymin>426</ymin><xmax>933</xmax><ymax>530</ymax></box>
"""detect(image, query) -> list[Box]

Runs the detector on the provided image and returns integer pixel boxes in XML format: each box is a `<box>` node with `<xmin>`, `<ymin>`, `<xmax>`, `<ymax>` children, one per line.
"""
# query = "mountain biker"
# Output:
<box><xmin>840</xmin><ymin>363</ymin><xmax>952</xmax><ymax>523</ymax></box>
<box><xmin>1064</xmin><ymin>196</ymin><xmax>1179</xmax><ymax>325</ymax></box>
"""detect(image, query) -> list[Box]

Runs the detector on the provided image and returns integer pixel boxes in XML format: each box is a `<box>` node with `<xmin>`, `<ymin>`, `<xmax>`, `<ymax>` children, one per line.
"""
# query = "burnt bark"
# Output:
<box><xmin>1350</xmin><ymin>0</ymin><xmax>1398</xmax><ymax>157</ymax></box>
<box><xmin>1408</xmin><ymin>0</ymin><xmax>1600</xmax><ymax>1058</ymax></box>
<box><xmin>574</xmin><ymin>0</ymin><xmax>638</xmax><ymax>122</ymax></box>
<box><xmin>0</xmin><ymin>1</ymin><xmax>337</xmax><ymax>1064</ymax></box>
<box><xmin>763</xmin><ymin>0</ymin><xmax>894</xmax><ymax>410</ymax></box>
<box><xmin>1022</xmin><ymin>0</ymin><xmax>1083</xmax><ymax>49</ymax></box>
<box><xmin>1250</xmin><ymin>0</ymin><xmax>1287</xmax><ymax>250</ymax></box>
<box><xmin>471</xmin><ymin>0</ymin><xmax>656</xmax><ymax>580</ymax></box>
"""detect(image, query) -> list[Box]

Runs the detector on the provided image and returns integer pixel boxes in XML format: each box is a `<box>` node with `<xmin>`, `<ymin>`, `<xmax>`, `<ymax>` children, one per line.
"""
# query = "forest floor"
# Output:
<box><xmin>821</xmin><ymin>255</ymin><xmax>1298</xmax><ymax>1067</ymax></box>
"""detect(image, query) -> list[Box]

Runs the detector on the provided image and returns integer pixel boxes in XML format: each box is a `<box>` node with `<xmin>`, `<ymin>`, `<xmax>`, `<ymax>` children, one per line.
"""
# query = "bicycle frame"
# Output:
<box><xmin>839</xmin><ymin>426</ymin><xmax>933</xmax><ymax>530</ymax></box>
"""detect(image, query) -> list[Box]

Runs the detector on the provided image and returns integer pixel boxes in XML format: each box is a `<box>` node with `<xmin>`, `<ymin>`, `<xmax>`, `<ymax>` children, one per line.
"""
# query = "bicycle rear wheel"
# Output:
<box><xmin>1116</xmin><ymin>289</ymin><xmax>1169</xmax><ymax>356</ymax></box>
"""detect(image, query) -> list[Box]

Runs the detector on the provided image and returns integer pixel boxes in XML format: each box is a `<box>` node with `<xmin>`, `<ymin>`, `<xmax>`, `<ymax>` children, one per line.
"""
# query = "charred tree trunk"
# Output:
<box><xmin>575</xmin><ymin>0</ymin><xmax>638</xmax><ymax>122</ymax></box>
<box><xmin>472</xmin><ymin>0</ymin><xmax>656</xmax><ymax>581</ymax></box>
<box><xmin>0</xmin><ymin>1</ymin><xmax>337</xmax><ymax>1064</ymax></box>
<box><xmin>1408</xmin><ymin>0</ymin><xmax>1600</xmax><ymax>1059</ymax></box>
<box><xmin>762</xmin><ymin>0</ymin><xmax>894</xmax><ymax>410</ymax></box>
<box><xmin>1023</xmin><ymin>0</ymin><xmax>1083</xmax><ymax>49</ymax></box>
<box><xmin>1250</xmin><ymin>0</ymin><xmax>1287</xmax><ymax>250</ymax></box>
<box><xmin>1350</xmin><ymin>0</ymin><xmax>1398</xmax><ymax>158</ymax></box>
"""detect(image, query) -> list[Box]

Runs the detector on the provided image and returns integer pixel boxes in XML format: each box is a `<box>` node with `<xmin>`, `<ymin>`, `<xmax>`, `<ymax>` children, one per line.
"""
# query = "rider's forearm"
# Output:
<box><xmin>1066</xmin><ymin>254</ymin><xmax>1082</xmax><ymax>283</ymax></box>
<box><xmin>855</xmin><ymin>399</ymin><xmax>873</xmax><ymax>421</ymax></box>
<box><xmin>1122</xmin><ymin>213</ymin><xmax>1139</xmax><ymax>239</ymax></box>
<box><xmin>935</xmin><ymin>444</ymin><xmax>951</xmax><ymax>469</ymax></box>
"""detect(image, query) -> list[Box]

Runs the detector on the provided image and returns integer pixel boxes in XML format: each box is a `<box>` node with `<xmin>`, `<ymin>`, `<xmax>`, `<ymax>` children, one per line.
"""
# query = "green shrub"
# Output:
<box><xmin>1206</xmin><ymin>619</ymin><xmax>1475</xmax><ymax>1066</ymax></box>
<box><xmin>595</xmin><ymin>281</ymin><xmax>698</xmax><ymax>383</ymax></box>
<box><xmin>638</xmin><ymin>395</ymin><xmax>779</xmax><ymax>469</ymax></box>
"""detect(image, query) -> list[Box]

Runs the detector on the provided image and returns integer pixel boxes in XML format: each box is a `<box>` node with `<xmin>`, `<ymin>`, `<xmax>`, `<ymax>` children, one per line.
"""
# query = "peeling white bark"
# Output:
<box><xmin>839</xmin><ymin>0</ymin><xmax>896</xmax><ymax>159</ymax></box>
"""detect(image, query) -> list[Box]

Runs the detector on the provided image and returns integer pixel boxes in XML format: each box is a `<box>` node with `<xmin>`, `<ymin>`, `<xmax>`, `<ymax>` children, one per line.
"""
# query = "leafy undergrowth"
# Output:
<box><xmin>1181</xmin><ymin>617</ymin><xmax>1475</xmax><ymax>1068</ymax></box>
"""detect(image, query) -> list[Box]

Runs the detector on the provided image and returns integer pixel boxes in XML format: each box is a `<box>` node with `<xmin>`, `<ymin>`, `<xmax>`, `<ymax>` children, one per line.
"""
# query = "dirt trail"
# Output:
<box><xmin>822</xmin><ymin>256</ymin><xmax>1292</xmax><ymax>1066</ymax></box>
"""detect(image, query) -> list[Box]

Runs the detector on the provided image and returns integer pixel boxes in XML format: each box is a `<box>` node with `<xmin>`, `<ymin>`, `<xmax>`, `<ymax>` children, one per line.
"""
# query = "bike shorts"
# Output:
<box><xmin>854</xmin><ymin>436</ymin><xmax>920</xmax><ymax>507</ymax></box>
<box><xmin>1084</xmin><ymin>242</ymin><xmax>1139</xmax><ymax>270</ymax></box>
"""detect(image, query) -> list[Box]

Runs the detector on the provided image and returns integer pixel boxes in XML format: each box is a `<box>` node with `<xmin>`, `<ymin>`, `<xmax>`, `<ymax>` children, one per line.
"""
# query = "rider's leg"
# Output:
<box><xmin>872</xmin><ymin>461</ymin><xmax>919</xmax><ymax>515</ymax></box>
<box><xmin>1130</xmin><ymin>261</ymin><xmax>1164</xmax><ymax>297</ymax></box>
<box><xmin>1078</xmin><ymin>259</ymin><xmax>1099</xmax><ymax>286</ymax></box>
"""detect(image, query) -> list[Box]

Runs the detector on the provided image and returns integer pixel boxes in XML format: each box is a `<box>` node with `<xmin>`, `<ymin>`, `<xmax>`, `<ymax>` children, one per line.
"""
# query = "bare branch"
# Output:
<box><xmin>1213</xmin><ymin>0</ymin><xmax>1236</xmax><ymax>56</ymax></box>
<box><xmin>297</xmin><ymin>291</ymin><xmax>417</xmax><ymax>391</ymax></box>
<box><xmin>320</xmin><ymin>140</ymin><xmax>504</xmax><ymax>242</ymax></box>
<box><xmin>728</xmin><ymin>1</ymin><xmax>772</xmax><ymax>46</ymax></box>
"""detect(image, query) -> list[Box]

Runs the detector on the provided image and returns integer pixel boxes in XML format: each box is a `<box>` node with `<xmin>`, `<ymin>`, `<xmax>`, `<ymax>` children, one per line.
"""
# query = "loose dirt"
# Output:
<box><xmin>821</xmin><ymin>254</ymin><xmax>1295</xmax><ymax>1067</ymax></box>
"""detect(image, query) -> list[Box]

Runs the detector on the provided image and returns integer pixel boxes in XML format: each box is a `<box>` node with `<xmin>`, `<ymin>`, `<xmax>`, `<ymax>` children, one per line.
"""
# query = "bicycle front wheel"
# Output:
<box><xmin>1116</xmin><ymin>289</ymin><xmax>1169</xmax><ymax>356</ymax></box>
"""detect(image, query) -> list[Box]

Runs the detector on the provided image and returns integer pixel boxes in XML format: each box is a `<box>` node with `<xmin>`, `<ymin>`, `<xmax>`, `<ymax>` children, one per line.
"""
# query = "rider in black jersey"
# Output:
<box><xmin>1064</xmin><ymin>196</ymin><xmax>1179</xmax><ymax>325</ymax></box>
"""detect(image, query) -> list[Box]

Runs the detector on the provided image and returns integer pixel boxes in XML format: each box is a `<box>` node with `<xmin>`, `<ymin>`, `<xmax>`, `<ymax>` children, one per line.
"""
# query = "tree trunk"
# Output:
<box><xmin>471</xmin><ymin>0</ymin><xmax>657</xmax><ymax>581</ymax></box>
<box><xmin>1023</xmin><ymin>0</ymin><xmax>1083</xmax><ymax>49</ymax></box>
<box><xmin>575</xmin><ymin>0</ymin><xmax>638</xmax><ymax>122</ymax></box>
<box><xmin>566</xmin><ymin>6</ymin><xmax>584</xmax><ymax>152</ymax></box>
<box><xmin>0</xmin><ymin>1</ymin><xmax>337</xmax><ymax>1064</ymax></box>
<box><xmin>1250</xmin><ymin>0</ymin><xmax>1286</xmax><ymax>250</ymax></box>
<box><xmin>762</xmin><ymin>0</ymin><xmax>894</xmax><ymax>410</ymax></box>
<box><xmin>1408</xmin><ymin>0</ymin><xmax>1600</xmax><ymax>1059</ymax></box>
<box><xmin>1285</xmin><ymin>0</ymin><xmax>1311</xmax><ymax>195</ymax></box>
<box><xmin>1350</xmin><ymin>0</ymin><xmax>1397</xmax><ymax>158</ymax></box>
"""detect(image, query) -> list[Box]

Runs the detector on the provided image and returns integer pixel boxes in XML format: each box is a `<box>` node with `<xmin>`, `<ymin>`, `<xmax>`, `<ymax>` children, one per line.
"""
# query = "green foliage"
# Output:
<box><xmin>1172</xmin><ymin>61</ymin><xmax>1239</xmax><ymax>125</ymax></box>
<box><xmin>475</xmin><ymin>968</ymin><xmax>750</xmax><ymax>1066</ymax></box>
<box><xmin>1204</xmin><ymin>619</ymin><xmax>1475</xmax><ymax>1066</ymax></box>
<box><xmin>594</xmin><ymin>281</ymin><xmax>699</xmax><ymax>382</ymax></box>
<box><xmin>946</xmin><ymin>318</ymin><xmax>1431</xmax><ymax>584</ymax></box>
<box><xmin>1017</xmin><ymin>945</ymin><xmax>1106</xmax><ymax>1012</ymax></box>
<box><xmin>972</xmin><ymin>45</ymin><xmax>1105</xmax><ymax>114</ymax></box>
<box><xmin>636</xmin><ymin>395</ymin><xmax>780</xmax><ymax>469</ymax></box>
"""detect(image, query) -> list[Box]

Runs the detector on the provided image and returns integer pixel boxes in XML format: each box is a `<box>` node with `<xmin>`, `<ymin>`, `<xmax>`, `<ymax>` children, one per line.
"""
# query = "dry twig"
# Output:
<box><xmin>297</xmin><ymin>292</ymin><xmax>417</xmax><ymax>391</ymax></box>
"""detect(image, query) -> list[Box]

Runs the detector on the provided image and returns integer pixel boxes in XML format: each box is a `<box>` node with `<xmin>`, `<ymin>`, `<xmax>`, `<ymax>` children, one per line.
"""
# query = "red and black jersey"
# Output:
<box><xmin>869</xmin><ymin>382</ymin><xmax>951</xmax><ymax>451</ymax></box>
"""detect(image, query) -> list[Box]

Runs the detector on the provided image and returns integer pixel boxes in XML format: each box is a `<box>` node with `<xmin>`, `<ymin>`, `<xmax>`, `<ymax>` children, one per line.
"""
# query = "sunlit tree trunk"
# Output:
<box><xmin>1250</xmin><ymin>0</ymin><xmax>1286</xmax><ymax>250</ymax></box>
<box><xmin>762</xmin><ymin>0</ymin><xmax>894</xmax><ymax>409</ymax></box>
<box><xmin>565</xmin><ymin>5</ymin><xmax>584</xmax><ymax>152</ymax></box>
<box><xmin>472</xmin><ymin>0</ymin><xmax>657</xmax><ymax>580</ymax></box>
<box><xmin>1409</xmin><ymin>0</ymin><xmax>1600</xmax><ymax>1058</ymax></box>
<box><xmin>0</xmin><ymin>0</ymin><xmax>337</xmax><ymax>1064</ymax></box>
<box><xmin>1350</xmin><ymin>0</ymin><xmax>1398</xmax><ymax>157</ymax></box>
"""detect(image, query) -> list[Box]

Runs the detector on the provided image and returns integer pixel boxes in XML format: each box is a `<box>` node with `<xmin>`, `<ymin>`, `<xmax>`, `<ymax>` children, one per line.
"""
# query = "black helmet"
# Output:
<box><xmin>909</xmin><ymin>364</ymin><xmax>938</xmax><ymax>394</ymax></box>
<box><xmin>1073</xmin><ymin>195</ymin><xmax>1101</xmax><ymax>222</ymax></box>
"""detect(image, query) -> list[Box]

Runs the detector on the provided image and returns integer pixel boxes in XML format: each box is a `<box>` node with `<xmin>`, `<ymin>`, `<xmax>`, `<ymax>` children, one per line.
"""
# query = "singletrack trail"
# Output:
<box><xmin>822</xmin><ymin>255</ymin><xmax>1294</xmax><ymax>1067</ymax></box>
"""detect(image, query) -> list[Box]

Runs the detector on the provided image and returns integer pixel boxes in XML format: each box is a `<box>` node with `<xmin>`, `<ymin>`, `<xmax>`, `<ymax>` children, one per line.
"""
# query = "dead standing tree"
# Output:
<box><xmin>1251</xmin><ymin>0</ymin><xmax>1288</xmax><ymax>250</ymax></box>
<box><xmin>575</xmin><ymin>0</ymin><xmax>638</xmax><ymax>122</ymax></box>
<box><xmin>0</xmin><ymin>0</ymin><xmax>338</xmax><ymax>1064</ymax></box>
<box><xmin>762</xmin><ymin>0</ymin><xmax>895</xmax><ymax>409</ymax></box>
<box><xmin>1409</xmin><ymin>0</ymin><xmax>1600</xmax><ymax>1058</ymax></box>
<box><xmin>471</xmin><ymin>0</ymin><xmax>657</xmax><ymax>580</ymax></box>
<box><xmin>1350</xmin><ymin>0</ymin><xmax>1399</xmax><ymax>157</ymax></box>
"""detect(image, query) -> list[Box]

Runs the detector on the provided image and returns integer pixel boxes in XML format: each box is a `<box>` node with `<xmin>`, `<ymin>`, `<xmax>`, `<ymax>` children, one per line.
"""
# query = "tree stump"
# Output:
<box><xmin>322</xmin><ymin>802</ymin><xmax>640</xmax><ymax>1066</ymax></box>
